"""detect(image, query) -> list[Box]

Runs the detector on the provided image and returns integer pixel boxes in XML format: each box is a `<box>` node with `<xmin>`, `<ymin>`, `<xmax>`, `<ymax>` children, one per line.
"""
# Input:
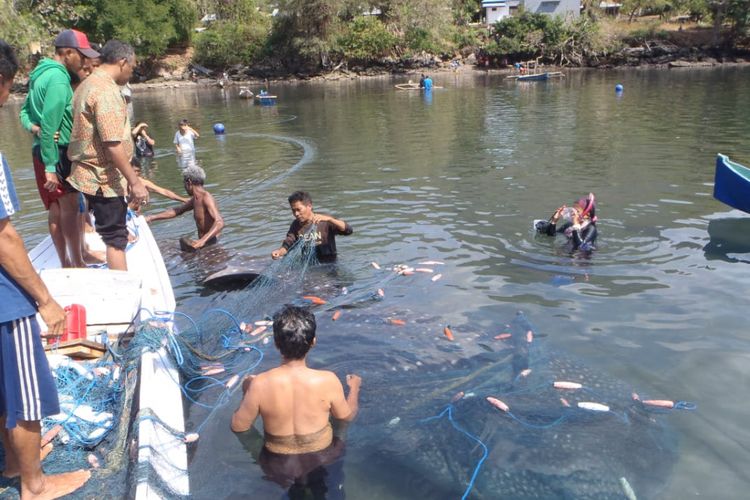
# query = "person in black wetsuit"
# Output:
<box><xmin>535</xmin><ymin>193</ymin><xmax>598</xmax><ymax>252</ymax></box>
<box><xmin>132</xmin><ymin>122</ymin><xmax>155</xmax><ymax>158</ymax></box>
<box><xmin>271</xmin><ymin>191</ymin><xmax>353</xmax><ymax>262</ymax></box>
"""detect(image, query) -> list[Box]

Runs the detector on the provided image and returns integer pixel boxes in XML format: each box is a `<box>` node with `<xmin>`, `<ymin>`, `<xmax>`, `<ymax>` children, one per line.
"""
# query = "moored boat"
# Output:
<box><xmin>254</xmin><ymin>93</ymin><xmax>278</xmax><ymax>105</ymax></box>
<box><xmin>28</xmin><ymin>213</ymin><xmax>188</xmax><ymax>498</ymax></box>
<box><xmin>714</xmin><ymin>154</ymin><xmax>750</xmax><ymax>214</ymax></box>
<box><xmin>517</xmin><ymin>72</ymin><xmax>549</xmax><ymax>81</ymax></box>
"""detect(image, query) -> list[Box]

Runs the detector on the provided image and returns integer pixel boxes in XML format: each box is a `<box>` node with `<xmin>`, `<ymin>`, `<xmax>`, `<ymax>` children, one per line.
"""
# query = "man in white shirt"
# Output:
<box><xmin>173</xmin><ymin>119</ymin><xmax>199</xmax><ymax>156</ymax></box>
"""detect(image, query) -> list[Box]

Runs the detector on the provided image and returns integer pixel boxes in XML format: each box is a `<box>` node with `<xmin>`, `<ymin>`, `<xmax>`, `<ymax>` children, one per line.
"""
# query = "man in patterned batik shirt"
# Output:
<box><xmin>67</xmin><ymin>40</ymin><xmax>148</xmax><ymax>271</ymax></box>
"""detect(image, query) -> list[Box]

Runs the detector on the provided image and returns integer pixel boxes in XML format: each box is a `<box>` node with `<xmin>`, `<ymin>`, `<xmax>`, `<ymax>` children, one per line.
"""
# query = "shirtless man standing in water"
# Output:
<box><xmin>231</xmin><ymin>305</ymin><xmax>361</xmax><ymax>495</ymax></box>
<box><xmin>145</xmin><ymin>165</ymin><xmax>224</xmax><ymax>251</ymax></box>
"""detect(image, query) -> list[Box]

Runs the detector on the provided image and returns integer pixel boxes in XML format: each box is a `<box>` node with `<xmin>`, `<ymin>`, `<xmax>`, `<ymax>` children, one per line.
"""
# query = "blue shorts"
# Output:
<box><xmin>0</xmin><ymin>315</ymin><xmax>60</xmax><ymax>428</ymax></box>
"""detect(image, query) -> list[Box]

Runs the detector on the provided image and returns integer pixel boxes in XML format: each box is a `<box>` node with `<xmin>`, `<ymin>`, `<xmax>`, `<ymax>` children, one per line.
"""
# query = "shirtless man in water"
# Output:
<box><xmin>231</xmin><ymin>305</ymin><xmax>361</xmax><ymax>495</ymax></box>
<box><xmin>145</xmin><ymin>165</ymin><xmax>224</xmax><ymax>251</ymax></box>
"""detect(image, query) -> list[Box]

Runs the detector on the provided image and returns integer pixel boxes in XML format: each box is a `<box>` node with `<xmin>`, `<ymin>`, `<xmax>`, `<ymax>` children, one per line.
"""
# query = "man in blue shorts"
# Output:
<box><xmin>0</xmin><ymin>39</ymin><xmax>90</xmax><ymax>499</ymax></box>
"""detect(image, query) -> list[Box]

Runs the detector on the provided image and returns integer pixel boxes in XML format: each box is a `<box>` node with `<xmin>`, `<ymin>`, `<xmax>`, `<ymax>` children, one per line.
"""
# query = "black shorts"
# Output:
<box><xmin>85</xmin><ymin>194</ymin><xmax>128</xmax><ymax>250</ymax></box>
<box><xmin>259</xmin><ymin>438</ymin><xmax>345</xmax><ymax>497</ymax></box>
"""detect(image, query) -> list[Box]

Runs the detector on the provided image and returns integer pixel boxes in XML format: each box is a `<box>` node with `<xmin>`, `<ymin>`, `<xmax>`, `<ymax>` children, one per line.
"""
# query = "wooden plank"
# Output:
<box><xmin>45</xmin><ymin>338</ymin><xmax>107</xmax><ymax>360</ymax></box>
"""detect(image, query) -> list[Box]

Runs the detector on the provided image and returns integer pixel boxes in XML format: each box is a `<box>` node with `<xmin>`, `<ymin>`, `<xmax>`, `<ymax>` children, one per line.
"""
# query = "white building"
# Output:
<box><xmin>482</xmin><ymin>0</ymin><xmax>513</xmax><ymax>24</ymax></box>
<box><xmin>484</xmin><ymin>0</ymin><xmax>580</xmax><ymax>24</ymax></box>
<box><xmin>524</xmin><ymin>0</ymin><xmax>580</xmax><ymax>18</ymax></box>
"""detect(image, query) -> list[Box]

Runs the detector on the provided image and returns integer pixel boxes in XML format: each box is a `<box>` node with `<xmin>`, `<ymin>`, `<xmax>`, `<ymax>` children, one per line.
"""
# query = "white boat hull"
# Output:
<box><xmin>29</xmin><ymin>214</ymin><xmax>189</xmax><ymax>497</ymax></box>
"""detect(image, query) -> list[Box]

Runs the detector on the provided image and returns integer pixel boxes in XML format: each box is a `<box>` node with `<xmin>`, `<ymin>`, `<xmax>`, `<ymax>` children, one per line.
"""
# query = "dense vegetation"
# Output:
<box><xmin>0</xmin><ymin>0</ymin><xmax>748</xmax><ymax>74</ymax></box>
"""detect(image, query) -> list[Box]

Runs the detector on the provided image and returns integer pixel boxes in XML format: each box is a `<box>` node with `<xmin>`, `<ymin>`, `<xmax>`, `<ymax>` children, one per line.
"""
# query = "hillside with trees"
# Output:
<box><xmin>1</xmin><ymin>0</ymin><xmax>748</xmax><ymax>78</ymax></box>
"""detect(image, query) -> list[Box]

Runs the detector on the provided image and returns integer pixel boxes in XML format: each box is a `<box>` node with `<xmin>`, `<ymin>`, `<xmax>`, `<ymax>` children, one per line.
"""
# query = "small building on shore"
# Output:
<box><xmin>483</xmin><ymin>1</ymin><xmax>514</xmax><ymax>24</ymax></box>
<box><xmin>484</xmin><ymin>0</ymin><xmax>580</xmax><ymax>25</ymax></box>
<box><xmin>524</xmin><ymin>0</ymin><xmax>581</xmax><ymax>18</ymax></box>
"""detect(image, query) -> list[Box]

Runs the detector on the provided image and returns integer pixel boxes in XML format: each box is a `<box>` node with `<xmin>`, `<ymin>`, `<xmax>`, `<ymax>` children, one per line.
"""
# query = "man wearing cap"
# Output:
<box><xmin>19</xmin><ymin>29</ymin><xmax>100</xmax><ymax>269</ymax></box>
<box><xmin>67</xmin><ymin>40</ymin><xmax>148</xmax><ymax>272</ymax></box>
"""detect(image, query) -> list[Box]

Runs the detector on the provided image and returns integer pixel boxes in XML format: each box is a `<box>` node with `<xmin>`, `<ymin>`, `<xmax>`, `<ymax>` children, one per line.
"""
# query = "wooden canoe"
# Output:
<box><xmin>395</xmin><ymin>84</ymin><xmax>444</xmax><ymax>90</ymax></box>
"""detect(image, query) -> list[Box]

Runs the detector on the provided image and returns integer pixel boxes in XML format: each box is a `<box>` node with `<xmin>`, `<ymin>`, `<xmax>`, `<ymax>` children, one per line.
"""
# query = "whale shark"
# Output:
<box><xmin>346</xmin><ymin>312</ymin><xmax>680</xmax><ymax>499</ymax></box>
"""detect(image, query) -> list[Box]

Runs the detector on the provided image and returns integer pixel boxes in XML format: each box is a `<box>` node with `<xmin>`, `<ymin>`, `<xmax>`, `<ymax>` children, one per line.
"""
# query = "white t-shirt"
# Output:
<box><xmin>173</xmin><ymin>130</ymin><xmax>196</xmax><ymax>153</ymax></box>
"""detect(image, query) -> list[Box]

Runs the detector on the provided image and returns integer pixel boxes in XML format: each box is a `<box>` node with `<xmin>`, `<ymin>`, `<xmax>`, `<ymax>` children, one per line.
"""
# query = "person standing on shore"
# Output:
<box><xmin>0</xmin><ymin>38</ymin><xmax>91</xmax><ymax>500</ymax></box>
<box><xmin>19</xmin><ymin>29</ymin><xmax>100</xmax><ymax>268</ymax></box>
<box><xmin>67</xmin><ymin>40</ymin><xmax>149</xmax><ymax>271</ymax></box>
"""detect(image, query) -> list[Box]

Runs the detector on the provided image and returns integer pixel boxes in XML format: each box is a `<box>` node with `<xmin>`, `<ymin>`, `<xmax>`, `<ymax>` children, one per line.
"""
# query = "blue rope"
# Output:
<box><xmin>674</xmin><ymin>401</ymin><xmax>697</xmax><ymax>411</ymax></box>
<box><xmin>421</xmin><ymin>405</ymin><xmax>488</xmax><ymax>500</ymax></box>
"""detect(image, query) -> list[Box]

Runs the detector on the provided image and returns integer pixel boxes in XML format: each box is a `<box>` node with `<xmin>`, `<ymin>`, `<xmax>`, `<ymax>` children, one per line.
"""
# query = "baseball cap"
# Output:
<box><xmin>54</xmin><ymin>29</ymin><xmax>100</xmax><ymax>59</ymax></box>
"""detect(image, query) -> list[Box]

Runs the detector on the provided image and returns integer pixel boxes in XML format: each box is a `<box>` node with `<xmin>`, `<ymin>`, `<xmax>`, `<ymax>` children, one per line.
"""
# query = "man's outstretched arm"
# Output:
<box><xmin>145</xmin><ymin>199</ymin><xmax>194</xmax><ymax>223</ymax></box>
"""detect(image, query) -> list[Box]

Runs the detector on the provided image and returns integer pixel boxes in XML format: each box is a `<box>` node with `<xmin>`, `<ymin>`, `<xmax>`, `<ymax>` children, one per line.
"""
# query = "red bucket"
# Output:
<box><xmin>62</xmin><ymin>304</ymin><xmax>87</xmax><ymax>342</ymax></box>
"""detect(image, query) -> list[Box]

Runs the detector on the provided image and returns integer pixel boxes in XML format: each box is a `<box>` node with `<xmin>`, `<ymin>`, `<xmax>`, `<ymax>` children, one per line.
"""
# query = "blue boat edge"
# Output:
<box><xmin>714</xmin><ymin>153</ymin><xmax>750</xmax><ymax>214</ymax></box>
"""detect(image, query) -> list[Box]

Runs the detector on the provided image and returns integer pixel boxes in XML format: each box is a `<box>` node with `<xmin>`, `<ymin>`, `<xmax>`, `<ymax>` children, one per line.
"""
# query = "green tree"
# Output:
<box><xmin>337</xmin><ymin>16</ymin><xmax>396</xmax><ymax>61</ymax></box>
<box><xmin>0</xmin><ymin>0</ymin><xmax>46</xmax><ymax>64</ymax></box>
<box><xmin>78</xmin><ymin>0</ymin><xmax>196</xmax><ymax>57</ymax></box>
<box><xmin>268</xmin><ymin>0</ymin><xmax>343</xmax><ymax>71</ymax></box>
<box><xmin>193</xmin><ymin>2</ymin><xmax>271</xmax><ymax>68</ymax></box>
<box><xmin>672</xmin><ymin>0</ymin><xmax>710</xmax><ymax>21</ymax></box>
<box><xmin>726</xmin><ymin>0</ymin><xmax>750</xmax><ymax>33</ymax></box>
<box><xmin>381</xmin><ymin>0</ymin><xmax>455</xmax><ymax>54</ymax></box>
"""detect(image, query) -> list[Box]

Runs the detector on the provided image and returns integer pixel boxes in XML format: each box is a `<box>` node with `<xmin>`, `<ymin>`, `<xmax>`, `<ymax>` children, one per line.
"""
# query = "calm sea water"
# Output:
<box><xmin>1</xmin><ymin>66</ymin><xmax>749</xmax><ymax>499</ymax></box>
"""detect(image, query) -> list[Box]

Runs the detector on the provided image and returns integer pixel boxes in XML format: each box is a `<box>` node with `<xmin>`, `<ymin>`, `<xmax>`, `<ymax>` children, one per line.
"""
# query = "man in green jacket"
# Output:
<box><xmin>19</xmin><ymin>29</ymin><xmax>99</xmax><ymax>268</ymax></box>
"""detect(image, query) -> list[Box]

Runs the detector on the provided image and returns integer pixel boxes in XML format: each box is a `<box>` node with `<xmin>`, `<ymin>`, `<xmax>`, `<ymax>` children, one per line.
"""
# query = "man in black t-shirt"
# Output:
<box><xmin>271</xmin><ymin>191</ymin><xmax>353</xmax><ymax>262</ymax></box>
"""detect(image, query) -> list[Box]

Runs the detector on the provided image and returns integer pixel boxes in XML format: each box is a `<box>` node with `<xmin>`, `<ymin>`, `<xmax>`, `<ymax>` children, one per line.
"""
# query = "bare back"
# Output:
<box><xmin>192</xmin><ymin>190</ymin><xmax>220</xmax><ymax>238</ymax></box>
<box><xmin>255</xmin><ymin>365</ymin><xmax>347</xmax><ymax>437</ymax></box>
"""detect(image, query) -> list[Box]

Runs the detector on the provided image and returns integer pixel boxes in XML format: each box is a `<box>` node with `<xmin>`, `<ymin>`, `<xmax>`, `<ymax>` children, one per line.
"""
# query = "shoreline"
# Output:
<box><xmin>129</xmin><ymin>57</ymin><xmax>750</xmax><ymax>93</ymax></box>
<box><xmin>7</xmin><ymin>55</ymin><xmax>748</xmax><ymax>101</ymax></box>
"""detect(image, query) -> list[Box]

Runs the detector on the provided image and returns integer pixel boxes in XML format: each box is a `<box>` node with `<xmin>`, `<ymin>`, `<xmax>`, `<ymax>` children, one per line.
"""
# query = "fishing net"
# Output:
<box><xmin>342</xmin><ymin>310</ymin><xmax>695</xmax><ymax>500</ymax></box>
<box><xmin>1</xmin><ymin>240</ymin><xmax>696</xmax><ymax>499</ymax></box>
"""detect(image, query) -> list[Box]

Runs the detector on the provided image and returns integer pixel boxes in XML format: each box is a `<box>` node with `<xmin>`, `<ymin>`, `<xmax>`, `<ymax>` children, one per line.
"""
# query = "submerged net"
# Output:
<box><xmin>343</xmin><ymin>310</ymin><xmax>696</xmax><ymax>500</ymax></box>
<box><xmin>1</xmin><ymin>235</ymin><xmax>696</xmax><ymax>499</ymax></box>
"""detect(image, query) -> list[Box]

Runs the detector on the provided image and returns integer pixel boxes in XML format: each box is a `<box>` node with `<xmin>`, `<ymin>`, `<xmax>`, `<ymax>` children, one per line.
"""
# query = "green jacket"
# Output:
<box><xmin>19</xmin><ymin>58</ymin><xmax>73</xmax><ymax>173</ymax></box>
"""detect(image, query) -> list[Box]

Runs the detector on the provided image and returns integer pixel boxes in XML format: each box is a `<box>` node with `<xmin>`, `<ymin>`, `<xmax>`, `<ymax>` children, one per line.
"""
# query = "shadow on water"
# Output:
<box><xmin>704</xmin><ymin>217</ymin><xmax>750</xmax><ymax>263</ymax></box>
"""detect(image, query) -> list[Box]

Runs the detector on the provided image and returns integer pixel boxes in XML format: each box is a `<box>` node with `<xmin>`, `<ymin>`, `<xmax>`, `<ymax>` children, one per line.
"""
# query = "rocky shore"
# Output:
<box><xmin>6</xmin><ymin>41</ymin><xmax>747</xmax><ymax>100</ymax></box>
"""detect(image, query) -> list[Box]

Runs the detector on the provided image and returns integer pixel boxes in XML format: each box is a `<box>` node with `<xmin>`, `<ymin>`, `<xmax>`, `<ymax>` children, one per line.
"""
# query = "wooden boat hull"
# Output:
<box><xmin>714</xmin><ymin>154</ymin><xmax>750</xmax><ymax>214</ymax></box>
<box><xmin>395</xmin><ymin>84</ymin><xmax>444</xmax><ymax>90</ymax></box>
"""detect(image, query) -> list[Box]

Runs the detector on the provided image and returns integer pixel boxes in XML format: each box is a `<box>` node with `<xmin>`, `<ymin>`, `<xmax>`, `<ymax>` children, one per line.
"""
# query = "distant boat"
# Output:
<box><xmin>714</xmin><ymin>154</ymin><xmax>750</xmax><ymax>214</ymax></box>
<box><xmin>506</xmin><ymin>56</ymin><xmax>564</xmax><ymax>82</ymax></box>
<box><xmin>395</xmin><ymin>82</ymin><xmax>443</xmax><ymax>90</ymax></box>
<box><xmin>517</xmin><ymin>72</ymin><xmax>549</xmax><ymax>81</ymax></box>
<box><xmin>254</xmin><ymin>93</ymin><xmax>277</xmax><ymax>105</ymax></box>
<box><xmin>238</xmin><ymin>87</ymin><xmax>254</xmax><ymax>99</ymax></box>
